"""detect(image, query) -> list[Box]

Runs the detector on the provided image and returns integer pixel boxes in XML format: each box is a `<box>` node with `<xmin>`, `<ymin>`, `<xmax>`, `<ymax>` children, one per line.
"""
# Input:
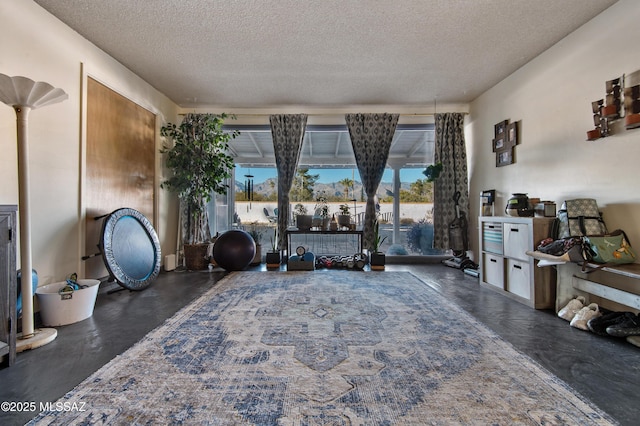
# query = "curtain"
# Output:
<box><xmin>270</xmin><ymin>114</ymin><xmax>308</xmax><ymax>252</ymax></box>
<box><xmin>345</xmin><ymin>113</ymin><xmax>399</xmax><ymax>252</ymax></box>
<box><xmin>433</xmin><ymin>113</ymin><xmax>469</xmax><ymax>252</ymax></box>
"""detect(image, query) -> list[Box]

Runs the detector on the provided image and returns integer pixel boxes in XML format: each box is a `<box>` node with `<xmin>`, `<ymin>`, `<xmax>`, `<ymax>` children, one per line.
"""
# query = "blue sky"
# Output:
<box><xmin>236</xmin><ymin>167</ymin><xmax>426</xmax><ymax>184</ymax></box>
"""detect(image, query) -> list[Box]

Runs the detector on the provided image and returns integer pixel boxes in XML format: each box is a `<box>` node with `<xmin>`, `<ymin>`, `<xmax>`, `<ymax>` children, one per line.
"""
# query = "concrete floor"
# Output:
<box><xmin>1</xmin><ymin>264</ymin><xmax>638</xmax><ymax>425</ymax></box>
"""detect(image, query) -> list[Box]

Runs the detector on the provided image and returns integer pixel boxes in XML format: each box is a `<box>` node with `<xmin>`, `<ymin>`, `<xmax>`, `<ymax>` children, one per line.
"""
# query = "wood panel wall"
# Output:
<box><xmin>85</xmin><ymin>78</ymin><xmax>156</xmax><ymax>279</ymax></box>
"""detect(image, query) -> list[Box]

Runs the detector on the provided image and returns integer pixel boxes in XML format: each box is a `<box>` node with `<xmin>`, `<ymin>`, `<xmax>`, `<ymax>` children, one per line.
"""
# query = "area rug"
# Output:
<box><xmin>29</xmin><ymin>271</ymin><xmax>615</xmax><ymax>425</ymax></box>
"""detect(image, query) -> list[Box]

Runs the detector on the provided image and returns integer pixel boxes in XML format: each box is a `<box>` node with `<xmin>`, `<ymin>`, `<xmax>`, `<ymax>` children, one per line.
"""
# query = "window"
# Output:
<box><xmin>225</xmin><ymin>124</ymin><xmax>443</xmax><ymax>256</ymax></box>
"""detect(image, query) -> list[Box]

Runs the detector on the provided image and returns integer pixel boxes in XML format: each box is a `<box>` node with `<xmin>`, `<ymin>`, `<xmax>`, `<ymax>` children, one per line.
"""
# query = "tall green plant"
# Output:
<box><xmin>372</xmin><ymin>219</ymin><xmax>387</xmax><ymax>253</ymax></box>
<box><xmin>160</xmin><ymin>113</ymin><xmax>238</xmax><ymax>244</ymax></box>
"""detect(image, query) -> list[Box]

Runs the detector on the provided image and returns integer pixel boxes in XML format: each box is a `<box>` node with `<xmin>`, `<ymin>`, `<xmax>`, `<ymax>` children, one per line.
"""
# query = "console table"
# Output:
<box><xmin>285</xmin><ymin>229</ymin><xmax>363</xmax><ymax>256</ymax></box>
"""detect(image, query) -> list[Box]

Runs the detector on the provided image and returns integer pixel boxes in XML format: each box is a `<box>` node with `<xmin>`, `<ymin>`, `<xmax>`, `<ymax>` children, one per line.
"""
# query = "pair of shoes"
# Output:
<box><xmin>606</xmin><ymin>312</ymin><xmax>640</xmax><ymax>337</ymax></box>
<box><xmin>558</xmin><ymin>296</ymin><xmax>586</xmax><ymax>321</ymax></box>
<box><xmin>570</xmin><ymin>303</ymin><xmax>601</xmax><ymax>330</ymax></box>
<box><xmin>587</xmin><ymin>311</ymin><xmax>632</xmax><ymax>336</ymax></box>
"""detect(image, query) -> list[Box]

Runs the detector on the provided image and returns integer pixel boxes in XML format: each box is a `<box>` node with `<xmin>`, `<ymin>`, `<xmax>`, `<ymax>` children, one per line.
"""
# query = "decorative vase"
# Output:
<box><xmin>337</xmin><ymin>214</ymin><xmax>351</xmax><ymax>228</ymax></box>
<box><xmin>296</xmin><ymin>214</ymin><xmax>312</xmax><ymax>230</ymax></box>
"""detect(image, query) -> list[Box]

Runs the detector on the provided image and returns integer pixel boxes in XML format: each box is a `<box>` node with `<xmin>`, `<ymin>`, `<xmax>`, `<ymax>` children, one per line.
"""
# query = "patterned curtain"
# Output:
<box><xmin>345</xmin><ymin>113</ymin><xmax>399</xmax><ymax>252</ymax></box>
<box><xmin>270</xmin><ymin>114</ymin><xmax>308</xmax><ymax>252</ymax></box>
<box><xmin>433</xmin><ymin>113</ymin><xmax>469</xmax><ymax>252</ymax></box>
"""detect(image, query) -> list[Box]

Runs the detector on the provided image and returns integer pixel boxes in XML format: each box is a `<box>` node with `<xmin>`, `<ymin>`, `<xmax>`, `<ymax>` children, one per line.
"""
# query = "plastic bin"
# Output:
<box><xmin>35</xmin><ymin>279</ymin><xmax>100</xmax><ymax>326</ymax></box>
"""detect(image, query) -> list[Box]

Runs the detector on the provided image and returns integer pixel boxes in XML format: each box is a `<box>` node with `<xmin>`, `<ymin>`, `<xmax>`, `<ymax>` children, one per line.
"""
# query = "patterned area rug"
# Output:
<box><xmin>29</xmin><ymin>271</ymin><xmax>615</xmax><ymax>425</ymax></box>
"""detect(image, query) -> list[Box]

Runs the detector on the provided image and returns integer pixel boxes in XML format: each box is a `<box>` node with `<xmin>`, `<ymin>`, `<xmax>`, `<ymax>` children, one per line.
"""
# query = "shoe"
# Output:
<box><xmin>606</xmin><ymin>313</ymin><xmax>640</xmax><ymax>337</ymax></box>
<box><xmin>558</xmin><ymin>296</ymin><xmax>586</xmax><ymax>321</ymax></box>
<box><xmin>587</xmin><ymin>311</ymin><xmax>633</xmax><ymax>336</ymax></box>
<box><xmin>627</xmin><ymin>335</ymin><xmax>640</xmax><ymax>348</ymax></box>
<box><xmin>570</xmin><ymin>303</ymin><xmax>601</xmax><ymax>330</ymax></box>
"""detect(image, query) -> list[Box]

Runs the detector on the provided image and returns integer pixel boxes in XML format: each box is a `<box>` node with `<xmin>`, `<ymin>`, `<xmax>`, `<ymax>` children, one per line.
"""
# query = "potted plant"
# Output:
<box><xmin>247</xmin><ymin>223</ymin><xmax>263</xmax><ymax>265</ymax></box>
<box><xmin>423</xmin><ymin>161</ymin><xmax>443</xmax><ymax>182</ymax></box>
<box><xmin>337</xmin><ymin>203</ymin><xmax>351</xmax><ymax>228</ymax></box>
<box><xmin>294</xmin><ymin>203</ymin><xmax>312</xmax><ymax>230</ymax></box>
<box><xmin>160</xmin><ymin>113</ymin><xmax>239</xmax><ymax>270</ymax></box>
<box><xmin>370</xmin><ymin>220</ymin><xmax>388</xmax><ymax>270</ymax></box>
<box><xmin>265</xmin><ymin>226</ymin><xmax>281</xmax><ymax>269</ymax></box>
<box><xmin>313</xmin><ymin>194</ymin><xmax>329</xmax><ymax>230</ymax></box>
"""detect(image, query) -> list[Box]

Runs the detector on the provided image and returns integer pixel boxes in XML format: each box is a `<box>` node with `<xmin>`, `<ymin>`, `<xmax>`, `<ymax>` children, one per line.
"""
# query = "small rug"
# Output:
<box><xmin>29</xmin><ymin>271</ymin><xmax>615</xmax><ymax>425</ymax></box>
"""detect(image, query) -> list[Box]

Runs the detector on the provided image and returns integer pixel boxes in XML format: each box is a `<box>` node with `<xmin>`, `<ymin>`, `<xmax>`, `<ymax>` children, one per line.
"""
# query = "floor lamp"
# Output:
<box><xmin>0</xmin><ymin>74</ymin><xmax>68</xmax><ymax>351</ymax></box>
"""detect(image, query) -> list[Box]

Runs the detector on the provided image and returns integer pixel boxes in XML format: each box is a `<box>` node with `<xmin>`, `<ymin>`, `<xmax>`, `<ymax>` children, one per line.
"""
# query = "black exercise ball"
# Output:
<box><xmin>213</xmin><ymin>229</ymin><xmax>256</xmax><ymax>271</ymax></box>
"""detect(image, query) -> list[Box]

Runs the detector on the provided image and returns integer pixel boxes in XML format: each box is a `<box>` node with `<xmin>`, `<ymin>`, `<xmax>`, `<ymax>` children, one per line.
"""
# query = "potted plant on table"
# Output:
<box><xmin>370</xmin><ymin>219</ymin><xmax>387</xmax><ymax>270</ymax></box>
<box><xmin>337</xmin><ymin>203</ymin><xmax>351</xmax><ymax>228</ymax></box>
<box><xmin>313</xmin><ymin>195</ymin><xmax>329</xmax><ymax>230</ymax></box>
<box><xmin>294</xmin><ymin>203</ymin><xmax>312</xmax><ymax>230</ymax></box>
<box><xmin>160</xmin><ymin>113</ymin><xmax>239</xmax><ymax>270</ymax></box>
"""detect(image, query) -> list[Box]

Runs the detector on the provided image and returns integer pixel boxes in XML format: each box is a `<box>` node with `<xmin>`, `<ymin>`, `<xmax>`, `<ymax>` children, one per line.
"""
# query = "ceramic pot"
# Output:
<box><xmin>296</xmin><ymin>214</ymin><xmax>312</xmax><ymax>230</ymax></box>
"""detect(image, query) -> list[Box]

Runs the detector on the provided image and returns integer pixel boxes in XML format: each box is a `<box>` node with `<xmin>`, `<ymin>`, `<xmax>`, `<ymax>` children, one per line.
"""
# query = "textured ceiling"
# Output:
<box><xmin>34</xmin><ymin>0</ymin><xmax>617</xmax><ymax>109</ymax></box>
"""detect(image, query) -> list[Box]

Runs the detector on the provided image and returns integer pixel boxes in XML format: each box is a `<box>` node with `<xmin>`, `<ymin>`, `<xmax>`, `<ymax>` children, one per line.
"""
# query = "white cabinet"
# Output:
<box><xmin>479</xmin><ymin>216</ymin><xmax>556</xmax><ymax>309</ymax></box>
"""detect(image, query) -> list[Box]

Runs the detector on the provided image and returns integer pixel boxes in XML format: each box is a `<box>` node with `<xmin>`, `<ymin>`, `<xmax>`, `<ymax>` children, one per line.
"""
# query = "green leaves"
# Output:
<box><xmin>160</xmin><ymin>113</ymin><xmax>238</xmax><ymax>214</ymax></box>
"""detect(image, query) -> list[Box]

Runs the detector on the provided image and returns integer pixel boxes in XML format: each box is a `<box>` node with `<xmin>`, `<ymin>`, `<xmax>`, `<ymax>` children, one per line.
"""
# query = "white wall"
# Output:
<box><xmin>0</xmin><ymin>1</ymin><xmax>180</xmax><ymax>285</ymax></box>
<box><xmin>467</xmin><ymin>0</ymin><xmax>640</xmax><ymax>261</ymax></box>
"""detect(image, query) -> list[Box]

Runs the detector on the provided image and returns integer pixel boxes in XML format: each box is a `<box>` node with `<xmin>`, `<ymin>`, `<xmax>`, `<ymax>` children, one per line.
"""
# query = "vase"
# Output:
<box><xmin>370</xmin><ymin>252</ymin><xmax>385</xmax><ymax>271</ymax></box>
<box><xmin>337</xmin><ymin>214</ymin><xmax>351</xmax><ymax>228</ymax></box>
<box><xmin>266</xmin><ymin>251</ymin><xmax>281</xmax><ymax>269</ymax></box>
<box><xmin>296</xmin><ymin>214</ymin><xmax>312</xmax><ymax>230</ymax></box>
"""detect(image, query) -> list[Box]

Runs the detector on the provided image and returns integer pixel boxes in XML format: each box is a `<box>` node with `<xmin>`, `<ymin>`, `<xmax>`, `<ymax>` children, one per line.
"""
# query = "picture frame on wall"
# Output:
<box><xmin>494</xmin><ymin>120</ymin><xmax>508</xmax><ymax>136</ymax></box>
<box><xmin>492</xmin><ymin>135</ymin><xmax>505</xmax><ymax>152</ymax></box>
<box><xmin>507</xmin><ymin>122</ymin><xmax>518</xmax><ymax>146</ymax></box>
<box><xmin>496</xmin><ymin>148</ymin><xmax>514</xmax><ymax>167</ymax></box>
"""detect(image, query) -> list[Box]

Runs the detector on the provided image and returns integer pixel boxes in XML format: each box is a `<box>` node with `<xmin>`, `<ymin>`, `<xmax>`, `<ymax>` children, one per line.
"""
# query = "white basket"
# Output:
<box><xmin>35</xmin><ymin>279</ymin><xmax>100</xmax><ymax>326</ymax></box>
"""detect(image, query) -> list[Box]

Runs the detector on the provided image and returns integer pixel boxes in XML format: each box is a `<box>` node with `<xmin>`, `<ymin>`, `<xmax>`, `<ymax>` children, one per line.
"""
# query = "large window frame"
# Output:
<box><xmin>219</xmin><ymin>123</ymin><xmax>446</xmax><ymax>258</ymax></box>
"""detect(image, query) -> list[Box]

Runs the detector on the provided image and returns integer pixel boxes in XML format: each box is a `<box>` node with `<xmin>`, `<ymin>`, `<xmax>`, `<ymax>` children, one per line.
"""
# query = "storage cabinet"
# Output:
<box><xmin>1</xmin><ymin>205</ymin><xmax>17</xmax><ymax>367</ymax></box>
<box><xmin>479</xmin><ymin>216</ymin><xmax>556</xmax><ymax>309</ymax></box>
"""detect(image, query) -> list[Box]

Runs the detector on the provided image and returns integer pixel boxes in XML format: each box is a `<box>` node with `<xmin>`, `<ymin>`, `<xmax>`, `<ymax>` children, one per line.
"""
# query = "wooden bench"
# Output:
<box><xmin>571</xmin><ymin>263</ymin><xmax>640</xmax><ymax>311</ymax></box>
<box><xmin>551</xmin><ymin>261</ymin><xmax>640</xmax><ymax>313</ymax></box>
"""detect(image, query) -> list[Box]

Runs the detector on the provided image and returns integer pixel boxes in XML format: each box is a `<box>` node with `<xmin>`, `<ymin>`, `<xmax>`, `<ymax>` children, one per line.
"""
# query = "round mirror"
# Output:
<box><xmin>99</xmin><ymin>208</ymin><xmax>161</xmax><ymax>291</ymax></box>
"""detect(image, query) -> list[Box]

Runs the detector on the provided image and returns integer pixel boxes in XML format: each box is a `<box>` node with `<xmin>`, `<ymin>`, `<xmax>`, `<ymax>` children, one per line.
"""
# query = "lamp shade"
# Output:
<box><xmin>0</xmin><ymin>74</ymin><xmax>68</xmax><ymax>109</ymax></box>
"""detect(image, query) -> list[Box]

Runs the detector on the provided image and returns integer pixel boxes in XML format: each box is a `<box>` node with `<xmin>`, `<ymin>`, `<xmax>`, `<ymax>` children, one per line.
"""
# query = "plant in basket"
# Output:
<box><xmin>294</xmin><ymin>203</ymin><xmax>311</xmax><ymax>230</ymax></box>
<box><xmin>337</xmin><ymin>203</ymin><xmax>351</xmax><ymax>228</ymax></box>
<box><xmin>313</xmin><ymin>194</ymin><xmax>330</xmax><ymax>229</ymax></box>
<box><xmin>160</xmin><ymin>113</ymin><xmax>239</xmax><ymax>270</ymax></box>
